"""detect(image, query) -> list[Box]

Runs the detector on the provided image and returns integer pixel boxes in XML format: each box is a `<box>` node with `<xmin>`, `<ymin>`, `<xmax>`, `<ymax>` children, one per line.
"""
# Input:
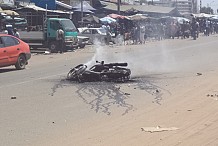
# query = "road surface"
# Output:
<box><xmin>1</xmin><ymin>35</ymin><xmax>218</xmax><ymax>146</ymax></box>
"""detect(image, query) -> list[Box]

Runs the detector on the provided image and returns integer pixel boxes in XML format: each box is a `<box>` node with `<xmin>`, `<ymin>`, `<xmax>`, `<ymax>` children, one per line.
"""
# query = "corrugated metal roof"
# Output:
<box><xmin>24</xmin><ymin>4</ymin><xmax>48</xmax><ymax>11</ymax></box>
<box><xmin>101</xmin><ymin>1</ymin><xmax>176</xmax><ymax>14</ymax></box>
<box><xmin>18</xmin><ymin>4</ymin><xmax>72</xmax><ymax>14</ymax></box>
<box><xmin>56</xmin><ymin>1</ymin><xmax>73</xmax><ymax>9</ymax></box>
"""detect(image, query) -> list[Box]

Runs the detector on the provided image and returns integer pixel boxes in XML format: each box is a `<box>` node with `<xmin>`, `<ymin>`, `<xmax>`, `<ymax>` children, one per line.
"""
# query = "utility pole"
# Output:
<box><xmin>45</xmin><ymin>4</ymin><xmax>48</xmax><ymax>20</ymax></box>
<box><xmin>176</xmin><ymin>0</ymin><xmax>177</xmax><ymax>8</ymax></box>
<box><xmin>90</xmin><ymin>0</ymin><xmax>93</xmax><ymax>7</ymax></box>
<box><xmin>81</xmin><ymin>0</ymin><xmax>83</xmax><ymax>26</ymax></box>
<box><xmin>200</xmin><ymin>0</ymin><xmax>202</xmax><ymax>12</ymax></box>
<box><xmin>118</xmin><ymin>0</ymin><xmax>121</xmax><ymax>14</ymax></box>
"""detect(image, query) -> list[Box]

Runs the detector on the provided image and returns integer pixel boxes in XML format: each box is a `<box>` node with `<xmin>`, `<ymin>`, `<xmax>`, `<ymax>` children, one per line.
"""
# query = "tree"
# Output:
<box><xmin>200</xmin><ymin>6</ymin><xmax>214</xmax><ymax>14</ymax></box>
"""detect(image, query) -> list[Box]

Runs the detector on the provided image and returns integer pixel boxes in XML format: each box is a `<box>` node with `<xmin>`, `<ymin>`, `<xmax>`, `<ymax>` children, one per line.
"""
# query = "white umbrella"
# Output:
<box><xmin>173</xmin><ymin>17</ymin><xmax>190</xmax><ymax>24</ymax></box>
<box><xmin>100</xmin><ymin>17</ymin><xmax>116</xmax><ymax>24</ymax></box>
<box><xmin>128</xmin><ymin>14</ymin><xmax>147</xmax><ymax>21</ymax></box>
<box><xmin>210</xmin><ymin>15</ymin><xmax>218</xmax><ymax>20</ymax></box>
<box><xmin>192</xmin><ymin>13</ymin><xmax>212</xmax><ymax>18</ymax></box>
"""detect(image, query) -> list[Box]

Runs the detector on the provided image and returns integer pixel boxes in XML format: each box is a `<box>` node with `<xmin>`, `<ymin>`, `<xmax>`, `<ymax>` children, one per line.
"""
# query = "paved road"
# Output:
<box><xmin>1</xmin><ymin>35</ymin><xmax>218</xmax><ymax>146</ymax></box>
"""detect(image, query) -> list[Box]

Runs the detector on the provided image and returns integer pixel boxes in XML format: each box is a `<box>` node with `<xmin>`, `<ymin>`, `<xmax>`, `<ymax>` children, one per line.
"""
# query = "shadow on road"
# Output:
<box><xmin>0</xmin><ymin>68</ymin><xmax>17</xmax><ymax>73</ymax></box>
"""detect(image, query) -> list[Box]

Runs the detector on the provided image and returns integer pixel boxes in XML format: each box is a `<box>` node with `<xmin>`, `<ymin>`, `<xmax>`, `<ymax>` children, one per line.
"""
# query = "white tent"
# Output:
<box><xmin>173</xmin><ymin>17</ymin><xmax>190</xmax><ymax>24</ymax></box>
<box><xmin>192</xmin><ymin>13</ymin><xmax>213</xmax><ymax>18</ymax></box>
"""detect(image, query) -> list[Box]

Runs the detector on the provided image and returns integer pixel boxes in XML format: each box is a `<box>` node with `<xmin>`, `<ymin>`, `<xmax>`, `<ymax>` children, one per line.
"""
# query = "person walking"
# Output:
<box><xmin>205</xmin><ymin>19</ymin><xmax>210</xmax><ymax>36</ymax></box>
<box><xmin>140</xmin><ymin>25</ymin><xmax>145</xmax><ymax>44</ymax></box>
<box><xmin>13</xmin><ymin>28</ymin><xmax>20</xmax><ymax>38</ymax></box>
<box><xmin>132</xmin><ymin>26</ymin><xmax>138</xmax><ymax>45</ymax></box>
<box><xmin>56</xmin><ymin>26</ymin><xmax>64</xmax><ymax>53</ymax></box>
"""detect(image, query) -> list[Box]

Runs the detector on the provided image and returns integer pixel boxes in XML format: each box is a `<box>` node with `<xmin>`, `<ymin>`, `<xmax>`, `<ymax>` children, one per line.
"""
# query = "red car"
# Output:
<box><xmin>0</xmin><ymin>34</ymin><xmax>31</xmax><ymax>69</ymax></box>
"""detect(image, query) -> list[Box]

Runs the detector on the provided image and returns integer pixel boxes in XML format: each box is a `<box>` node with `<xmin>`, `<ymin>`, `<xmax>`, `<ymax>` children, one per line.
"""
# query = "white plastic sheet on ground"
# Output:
<box><xmin>141</xmin><ymin>126</ymin><xmax>179</xmax><ymax>133</ymax></box>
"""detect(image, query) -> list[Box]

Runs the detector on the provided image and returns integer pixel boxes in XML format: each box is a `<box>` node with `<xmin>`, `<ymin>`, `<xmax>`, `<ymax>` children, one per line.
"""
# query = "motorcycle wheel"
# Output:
<box><xmin>125</xmin><ymin>75</ymin><xmax>130</xmax><ymax>81</ymax></box>
<box><xmin>67</xmin><ymin>68</ymin><xmax>77</xmax><ymax>80</ymax></box>
<box><xmin>101</xmin><ymin>75</ymin><xmax>109</xmax><ymax>82</ymax></box>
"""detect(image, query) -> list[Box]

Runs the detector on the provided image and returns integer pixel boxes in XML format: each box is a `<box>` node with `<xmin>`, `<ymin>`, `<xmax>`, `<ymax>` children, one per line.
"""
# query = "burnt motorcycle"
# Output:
<box><xmin>67</xmin><ymin>61</ymin><xmax>131</xmax><ymax>82</ymax></box>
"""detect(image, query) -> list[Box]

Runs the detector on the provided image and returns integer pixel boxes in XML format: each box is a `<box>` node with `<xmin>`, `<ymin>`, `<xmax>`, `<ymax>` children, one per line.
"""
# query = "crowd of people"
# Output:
<box><xmin>1</xmin><ymin>24</ymin><xmax>20</xmax><ymax>38</ymax></box>
<box><xmin>98</xmin><ymin>17</ymin><xmax>218</xmax><ymax>45</ymax></box>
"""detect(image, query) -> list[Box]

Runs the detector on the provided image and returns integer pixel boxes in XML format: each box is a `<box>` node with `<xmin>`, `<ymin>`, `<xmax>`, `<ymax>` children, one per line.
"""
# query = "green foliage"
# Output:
<box><xmin>200</xmin><ymin>6</ymin><xmax>214</xmax><ymax>14</ymax></box>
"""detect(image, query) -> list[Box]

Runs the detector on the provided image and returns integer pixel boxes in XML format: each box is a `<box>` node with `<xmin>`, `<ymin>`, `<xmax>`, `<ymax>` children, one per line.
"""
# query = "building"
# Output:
<box><xmin>176</xmin><ymin>0</ymin><xmax>198</xmax><ymax>14</ymax></box>
<box><xmin>153</xmin><ymin>0</ymin><xmax>198</xmax><ymax>14</ymax></box>
<box><xmin>101</xmin><ymin>1</ymin><xmax>181</xmax><ymax>17</ymax></box>
<box><xmin>59</xmin><ymin>0</ymin><xmax>91</xmax><ymax>7</ymax></box>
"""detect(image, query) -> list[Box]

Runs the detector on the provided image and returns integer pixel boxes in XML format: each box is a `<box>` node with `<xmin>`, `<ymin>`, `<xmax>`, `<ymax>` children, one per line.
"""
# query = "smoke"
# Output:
<box><xmin>85</xmin><ymin>39</ymin><xmax>108</xmax><ymax>68</ymax></box>
<box><xmin>130</xmin><ymin>43</ymin><xmax>176</xmax><ymax>76</ymax></box>
<box><xmin>85</xmin><ymin>38</ymin><xmax>177</xmax><ymax>77</ymax></box>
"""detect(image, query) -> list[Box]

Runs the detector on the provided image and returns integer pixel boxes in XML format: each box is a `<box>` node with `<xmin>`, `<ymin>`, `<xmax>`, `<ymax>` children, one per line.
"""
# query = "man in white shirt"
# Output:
<box><xmin>56</xmin><ymin>27</ymin><xmax>64</xmax><ymax>53</ymax></box>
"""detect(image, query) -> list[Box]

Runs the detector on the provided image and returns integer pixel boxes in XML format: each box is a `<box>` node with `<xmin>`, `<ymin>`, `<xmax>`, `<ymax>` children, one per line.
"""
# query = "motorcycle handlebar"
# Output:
<box><xmin>96</xmin><ymin>61</ymin><xmax>128</xmax><ymax>67</ymax></box>
<box><xmin>104</xmin><ymin>63</ymin><xmax>128</xmax><ymax>67</ymax></box>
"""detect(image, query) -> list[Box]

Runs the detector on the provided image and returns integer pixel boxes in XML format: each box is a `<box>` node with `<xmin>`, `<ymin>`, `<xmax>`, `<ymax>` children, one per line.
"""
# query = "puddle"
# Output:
<box><xmin>74</xmin><ymin>82</ymin><xmax>134</xmax><ymax>115</ymax></box>
<box><xmin>130</xmin><ymin>77</ymin><xmax>170</xmax><ymax>105</ymax></box>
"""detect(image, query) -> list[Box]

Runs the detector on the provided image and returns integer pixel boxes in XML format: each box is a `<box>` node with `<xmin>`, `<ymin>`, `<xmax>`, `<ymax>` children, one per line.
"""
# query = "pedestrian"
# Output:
<box><xmin>136</xmin><ymin>25</ymin><xmax>140</xmax><ymax>43</ymax></box>
<box><xmin>56</xmin><ymin>26</ymin><xmax>64</xmax><ymax>53</ymax></box>
<box><xmin>132</xmin><ymin>26</ymin><xmax>138</xmax><ymax>45</ymax></box>
<box><xmin>3</xmin><ymin>28</ymin><xmax>8</xmax><ymax>34</ymax></box>
<box><xmin>140</xmin><ymin>25</ymin><xmax>145</xmax><ymax>44</ymax></box>
<box><xmin>105</xmin><ymin>24</ymin><xmax>111</xmax><ymax>45</ymax></box>
<box><xmin>13</xmin><ymin>28</ymin><xmax>20</xmax><ymax>38</ymax></box>
<box><xmin>205</xmin><ymin>19</ymin><xmax>210</xmax><ymax>36</ymax></box>
<box><xmin>6</xmin><ymin>25</ymin><xmax>14</xmax><ymax>36</ymax></box>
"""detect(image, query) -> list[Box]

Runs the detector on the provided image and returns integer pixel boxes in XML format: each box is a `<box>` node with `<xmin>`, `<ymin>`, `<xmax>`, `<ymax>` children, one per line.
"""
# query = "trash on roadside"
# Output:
<box><xmin>207</xmin><ymin>94</ymin><xmax>218</xmax><ymax>100</ymax></box>
<box><xmin>196</xmin><ymin>73</ymin><xmax>202</xmax><ymax>76</ymax></box>
<box><xmin>11</xmin><ymin>96</ymin><xmax>16</xmax><ymax>99</ymax></box>
<box><xmin>44</xmin><ymin>51</ymin><xmax>51</xmax><ymax>55</ymax></box>
<box><xmin>141</xmin><ymin>126</ymin><xmax>179</xmax><ymax>133</ymax></box>
<box><xmin>32</xmin><ymin>53</ymin><xmax>39</xmax><ymax>56</ymax></box>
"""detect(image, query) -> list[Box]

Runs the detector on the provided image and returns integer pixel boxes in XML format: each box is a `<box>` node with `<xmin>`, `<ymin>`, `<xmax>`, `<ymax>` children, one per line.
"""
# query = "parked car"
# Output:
<box><xmin>0</xmin><ymin>34</ymin><xmax>31</xmax><ymax>70</ymax></box>
<box><xmin>78</xmin><ymin>27</ymin><xmax>112</xmax><ymax>44</ymax></box>
<box><xmin>0</xmin><ymin>13</ymin><xmax>28</xmax><ymax>30</ymax></box>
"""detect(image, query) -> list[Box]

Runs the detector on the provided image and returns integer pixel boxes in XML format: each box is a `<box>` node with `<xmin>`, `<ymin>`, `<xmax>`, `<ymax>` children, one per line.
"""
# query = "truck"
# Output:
<box><xmin>19</xmin><ymin>18</ymin><xmax>89</xmax><ymax>52</ymax></box>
